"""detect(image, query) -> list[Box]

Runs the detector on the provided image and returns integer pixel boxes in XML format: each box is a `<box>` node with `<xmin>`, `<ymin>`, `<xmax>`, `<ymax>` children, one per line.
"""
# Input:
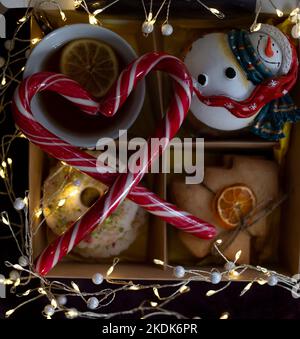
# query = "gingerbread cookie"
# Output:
<box><xmin>170</xmin><ymin>156</ymin><xmax>279</xmax><ymax>264</ymax></box>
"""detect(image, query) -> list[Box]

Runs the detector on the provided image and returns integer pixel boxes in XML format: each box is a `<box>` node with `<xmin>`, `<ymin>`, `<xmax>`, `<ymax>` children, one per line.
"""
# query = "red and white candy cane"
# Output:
<box><xmin>13</xmin><ymin>52</ymin><xmax>216</xmax><ymax>276</ymax></box>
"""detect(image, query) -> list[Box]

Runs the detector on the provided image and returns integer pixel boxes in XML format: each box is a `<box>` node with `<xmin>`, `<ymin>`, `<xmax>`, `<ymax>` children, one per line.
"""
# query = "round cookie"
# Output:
<box><xmin>74</xmin><ymin>200</ymin><xmax>146</xmax><ymax>258</ymax></box>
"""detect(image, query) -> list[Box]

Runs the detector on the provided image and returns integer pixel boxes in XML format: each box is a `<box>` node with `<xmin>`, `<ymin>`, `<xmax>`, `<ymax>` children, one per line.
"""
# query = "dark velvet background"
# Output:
<box><xmin>1</xmin><ymin>1</ymin><xmax>300</xmax><ymax>320</ymax></box>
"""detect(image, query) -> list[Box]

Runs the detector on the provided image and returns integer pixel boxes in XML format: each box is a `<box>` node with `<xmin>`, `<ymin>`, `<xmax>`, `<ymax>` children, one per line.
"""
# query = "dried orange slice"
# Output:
<box><xmin>60</xmin><ymin>39</ymin><xmax>118</xmax><ymax>98</ymax></box>
<box><xmin>214</xmin><ymin>184</ymin><xmax>256</xmax><ymax>229</ymax></box>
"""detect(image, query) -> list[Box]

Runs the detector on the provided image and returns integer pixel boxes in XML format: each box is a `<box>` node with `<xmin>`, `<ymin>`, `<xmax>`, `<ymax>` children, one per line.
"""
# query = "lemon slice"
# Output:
<box><xmin>60</xmin><ymin>39</ymin><xmax>119</xmax><ymax>98</ymax></box>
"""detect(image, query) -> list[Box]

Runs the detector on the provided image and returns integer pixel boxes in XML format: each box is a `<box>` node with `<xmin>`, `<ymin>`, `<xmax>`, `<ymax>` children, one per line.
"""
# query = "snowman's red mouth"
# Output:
<box><xmin>193</xmin><ymin>48</ymin><xmax>298</xmax><ymax>119</ymax></box>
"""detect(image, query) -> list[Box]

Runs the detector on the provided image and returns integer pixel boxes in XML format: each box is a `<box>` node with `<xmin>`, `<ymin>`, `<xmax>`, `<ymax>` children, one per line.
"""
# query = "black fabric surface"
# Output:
<box><xmin>0</xmin><ymin>4</ymin><xmax>300</xmax><ymax>320</ymax></box>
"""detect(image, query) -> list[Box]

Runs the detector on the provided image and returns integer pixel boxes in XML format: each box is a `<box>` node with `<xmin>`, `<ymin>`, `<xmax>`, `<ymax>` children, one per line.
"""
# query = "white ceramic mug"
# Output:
<box><xmin>24</xmin><ymin>23</ymin><xmax>145</xmax><ymax>148</ymax></box>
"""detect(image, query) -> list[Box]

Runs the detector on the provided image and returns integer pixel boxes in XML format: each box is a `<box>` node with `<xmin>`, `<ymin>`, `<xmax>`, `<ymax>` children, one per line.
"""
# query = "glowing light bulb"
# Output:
<box><xmin>60</xmin><ymin>10</ymin><xmax>67</xmax><ymax>22</ymax></box>
<box><xmin>234</xmin><ymin>250</ymin><xmax>242</xmax><ymax>262</ymax></box>
<box><xmin>7</xmin><ymin>158</ymin><xmax>12</xmax><ymax>165</ymax></box>
<box><xmin>206</xmin><ymin>290</ymin><xmax>217</xmax><ymax>297</ymax></box>
<box><xmin>31</xmin><ymin>38</ymin><xmax>40</xmax><ymax>45</ymax></box>
<box><xmin>276</xmin><ymin>8</ymin><xmax>283</xmax><ymax>17</ymax></box>
<box><xmin>5</xmin><ymin>309</ymin><xmax>15</xmax><ymax>318</ymax></box>
<box><xmin>71</xmin><ymin>281</ymin><xmax>80</xmax><ymax>292</ymax></box>
<box><xmin>220</xmin><ymin>312</ymin><xmax>230</xmax><ymax>319</ymax></box>
<box><xmin>179</xmin><ymin>285</ymin><xmax>190</xmax><ymax>293</ymax></box>
<box><xmin>93</xmin><ymin>9</ymin><xmax>104</xmax><ymax>16</ymax></box>
<box><xmin>12</xmin><ymin>264</ymin><xmax>23</xmax><ymax>271</ymax></box>
<box><xmin>250</xmin><ymin>23</ymin><xmax>262</xmax><ymax>32</ymax></box>
<box><xmin>35</xmin><ymin>209</ymin><xmax>42</xmax><ymax>218</ymax></box>
<box><xmin>89</xmin><ymin>14</ymin><xmax>98</xmax><ymax>25</ymax></box>
<box><xmin>18</xmin><ymin>16</ymin><xmax>27</xmax><ymax>23</ymax></box>
<box><xmin>209</xmin><ymin>7</ymin><xmax>225</xmax><ymax>19</ymax></box>
<box><xmin>1</xmin><ymin>215</ymin><xmax>9</xmax><ymax>225</ymax></box>
<box><xmin>153</xmin><ymin>287</ymin><xmax>160</xmax><ymax>299</ymax></box>
<box><xmin>153</xmin><ymin>259</ymin><xmax>164</xmax><ymax>265</ymax></box>
<box><xmin>0</xmin><ymin>169</ymin><xmax>5</xmax><ymax>179</ymax></box>
<box><xmin>66</xmin><ymin>308</ymin><xmax>78</xmax><ymax>319</ymax></box>
<box><xmin>51</xmin><ymin>299</ymin><xmax>58</xmax><ymax>308</ymax></box>
<box><xmin>1</xmin><ymin>161</ymin><xmax>6</xmax><ymax>168</ymax></box>
<box><xmin>23</xmin><ymin>197</ymin><xmax>28</xmax><ymax>206</ymax></box>
<box><xmin>74</xmin><ymin>0</ymin><xmax>82</xmax><ymax>8</ymax></box>
<box><xmin>106</xmin><ymin>265</ymin><xmax>115</xmax><ymax>276</ymax></box>
<box><xmin>1</xmin><ymin>77</ymin><xmax>6</xmax><ymax>86</ymax></box>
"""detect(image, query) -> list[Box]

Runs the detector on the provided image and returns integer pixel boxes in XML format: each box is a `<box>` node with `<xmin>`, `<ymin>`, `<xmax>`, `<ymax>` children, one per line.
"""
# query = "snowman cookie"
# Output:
<box><xmin>184</xmin><ymin>24</ymin><xmax>300</xmax><ymax>139</ymax></box>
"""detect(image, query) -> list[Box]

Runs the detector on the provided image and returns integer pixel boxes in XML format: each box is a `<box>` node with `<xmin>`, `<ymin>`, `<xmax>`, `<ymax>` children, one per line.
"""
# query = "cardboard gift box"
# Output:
<box><xmin>29</xmin><ymin>11</ymin><xmax>300</xmax><ymax>279</ymax></box>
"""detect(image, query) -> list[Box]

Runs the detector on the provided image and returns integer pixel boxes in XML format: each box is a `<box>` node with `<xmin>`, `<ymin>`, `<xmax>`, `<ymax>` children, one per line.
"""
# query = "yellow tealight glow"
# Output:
<box><xmin>57</xmin><ymin>199</ymin><xmax>66</xmax><ymax>207</ymax></box>
<box><xmin>68</xmin><ymin>188</ymin><xmax>79</xmax><ymax>197</ymax></box>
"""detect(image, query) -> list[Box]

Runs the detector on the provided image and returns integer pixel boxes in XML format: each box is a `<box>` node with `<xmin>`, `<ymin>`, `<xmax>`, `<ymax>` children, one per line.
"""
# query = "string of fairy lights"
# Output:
<box><xmin>0</xmin><ymin>0</ymin><xmax>300</xmax><ymax>319</ymax></box>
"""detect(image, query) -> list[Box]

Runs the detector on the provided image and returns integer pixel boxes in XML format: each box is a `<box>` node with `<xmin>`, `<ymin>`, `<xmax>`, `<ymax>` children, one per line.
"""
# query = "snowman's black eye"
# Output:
<box><xmin>225</xmin><ymin>67</ymin><xmax>237</xmax><ymax>79</ymax></box>
<box><xmin>197</xmin><ymin>73</ymin><xmax>208</xmax><ymax>86</ymax></box>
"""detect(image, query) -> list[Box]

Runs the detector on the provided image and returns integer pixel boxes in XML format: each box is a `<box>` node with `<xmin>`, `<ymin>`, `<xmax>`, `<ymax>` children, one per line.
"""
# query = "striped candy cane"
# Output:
<box><xmin>13</xmin><ymin>52</ymin><xmax>216</xmax><ymax>276</ymax></box>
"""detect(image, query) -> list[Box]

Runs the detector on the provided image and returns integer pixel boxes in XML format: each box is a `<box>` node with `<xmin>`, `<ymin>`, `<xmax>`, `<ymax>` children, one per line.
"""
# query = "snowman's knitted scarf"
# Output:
<box><xmin>228</xmin><ymin>29</ymin><xmax>300</xmax><ymax>141</ymax></box>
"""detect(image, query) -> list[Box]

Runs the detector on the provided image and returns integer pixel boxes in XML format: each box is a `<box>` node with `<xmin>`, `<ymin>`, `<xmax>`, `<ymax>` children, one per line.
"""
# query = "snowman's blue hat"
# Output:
<box><xmin>228</xmin><ymin>29</ymin><xmax>274</xmax><ymax>85</ymax></box>
<box><xmin>227</xmin><ymin>29</ymin><xmax>300</xmax><ymax>141</ymax></box>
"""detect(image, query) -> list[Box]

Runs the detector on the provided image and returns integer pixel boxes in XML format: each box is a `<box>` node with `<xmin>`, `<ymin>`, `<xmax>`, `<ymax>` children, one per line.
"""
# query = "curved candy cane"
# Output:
<box><xmin>13</xmin><ymin>52</ymin><xmax>216</xmax><ymax>276</ymax></box>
